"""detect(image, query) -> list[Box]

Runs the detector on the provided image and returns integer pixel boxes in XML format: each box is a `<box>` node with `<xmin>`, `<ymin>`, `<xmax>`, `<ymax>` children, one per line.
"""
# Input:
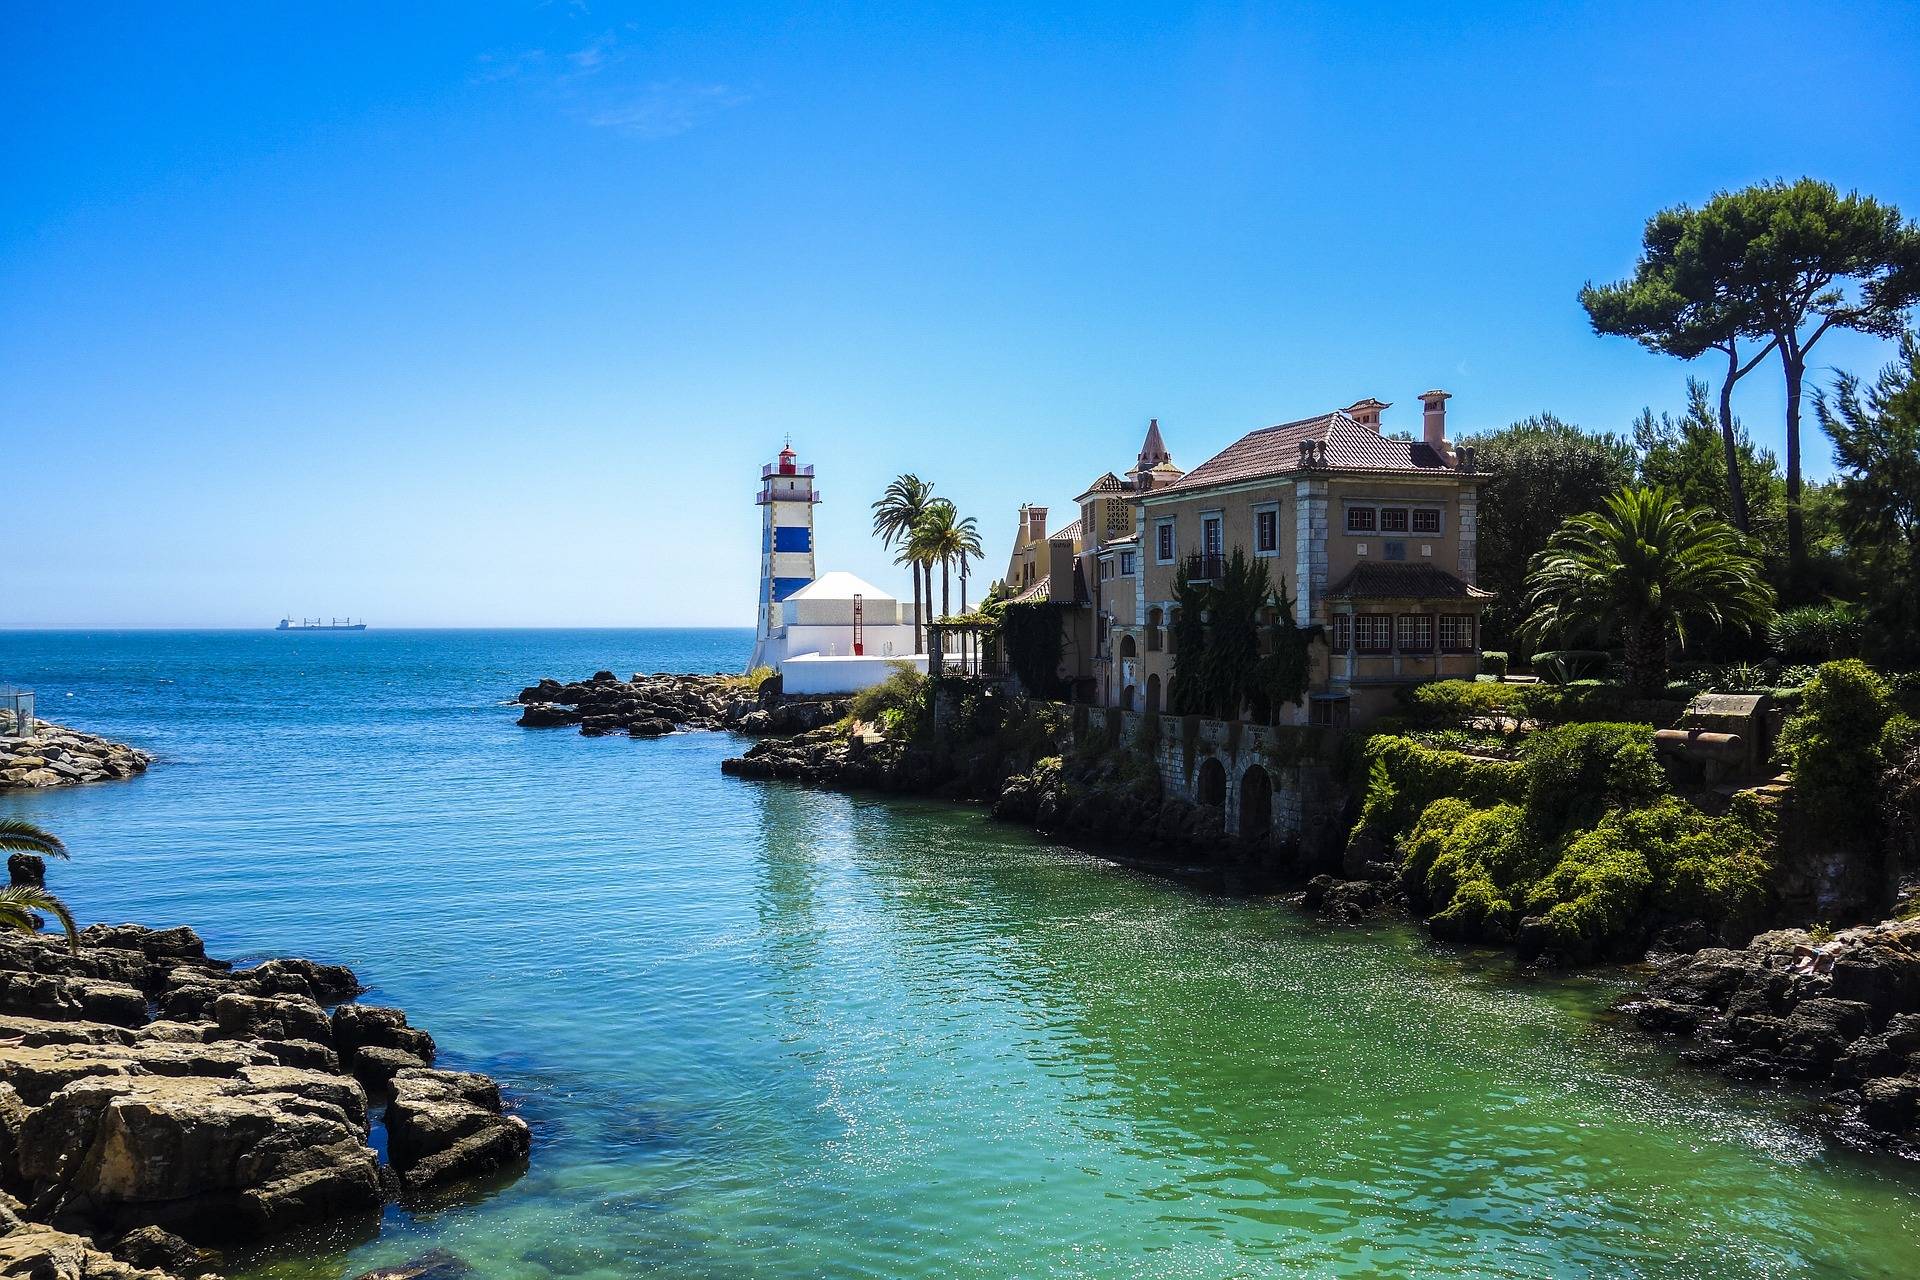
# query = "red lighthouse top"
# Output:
<box><xmin>777</xmin><ymin>444</ymin><xmax>797</xmax><ymax>475</ymax></box>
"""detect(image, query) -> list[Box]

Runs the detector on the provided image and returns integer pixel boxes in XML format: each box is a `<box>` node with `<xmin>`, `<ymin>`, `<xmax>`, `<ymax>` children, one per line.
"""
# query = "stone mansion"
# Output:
<box><xmin>997</xmin><ymin>392</ymin><xmax>1492</xmax><ymax>726</ymax></box>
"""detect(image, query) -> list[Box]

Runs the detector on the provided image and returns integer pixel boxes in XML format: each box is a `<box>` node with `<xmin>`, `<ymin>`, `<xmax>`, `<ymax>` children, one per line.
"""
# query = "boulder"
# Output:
<box><xmin>110</xmin><ymin>1225</ymin><xmax>224</xmax><ymax>1279</ymax></box>
<box><xmin>0</xmin><ymin>973</ymin><xmax>147</xmax><ymax>1028</ymax></box>
<box><xmin>0</xmin><ymin>1219</ymin><xmax>177</xmax><ymax>1279</ymax></box>
<box><xmin>384</xmin><ymin>1069</ymin><xmax>528</xmax><ymax>1195</ymax></box>
<box><xmin>209</xmin><ymin>994</ymin><xmax>333</xmax><ymax>1046</ymax></box>
<box><xmin>15</xmin><ymin>1065</ymin><xmax>380</xmax><ymax>1242</ymax></box>
<box><xmin>352</xmin><ymin>1248</ymin><xmax>473</xmax><ymax>1280</ymax></box>
<box><xmin>348</xmin><ymin>1046</ymin><xmax>429</xmax><ymax>1088</ymax></box>
<box><xmin>330</xmin><ymin>1006</ymin><xmax>434</xmax><ymax>1067</ymax></box>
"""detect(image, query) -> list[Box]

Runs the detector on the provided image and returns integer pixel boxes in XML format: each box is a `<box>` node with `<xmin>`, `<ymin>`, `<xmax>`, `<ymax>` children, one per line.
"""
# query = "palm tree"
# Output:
<box><xmin>910</xmin><ymin>499</ymin><xmax>968</xmax><ymax>621</ymax></box>
<box><xmin>0</xmin><ymin>819</ymin><xmax>76</xmax><ymax>949</ymax></box>
<box><xmin>953</xmin><ymin>513</ymin><xmax>984</xmax><ymax>612</ymax></box>
<box><xmin>1521</xmin><ymin>485</ymin><xmax>1774</xmax><ymax>698</ymax></box>
<box><xmin>871</xmin><ymin>475</ymin><xmax>935</xmax><ymax>651</ymax></box>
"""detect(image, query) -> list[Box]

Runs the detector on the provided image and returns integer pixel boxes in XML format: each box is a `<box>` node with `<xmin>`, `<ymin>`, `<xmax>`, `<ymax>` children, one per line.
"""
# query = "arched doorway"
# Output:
<box><xmin>1241</xmin><ymin>764</ymin><xmax>1273</xmax><ymax>837</ymax></box>
<box><xmin>1122</xmin><ymin>686</ymin><xmax>1136</xmax><ymax>710</ymax></box>
<box><xmin>1145</xmin><ymin>673</ymin><xmax>1161</xmax><ymax>713</ymax></box>
<box><xmin>1196</xmin><ymin>757</ymin><xmax>1227</xmax><ymax>808</ymax></box>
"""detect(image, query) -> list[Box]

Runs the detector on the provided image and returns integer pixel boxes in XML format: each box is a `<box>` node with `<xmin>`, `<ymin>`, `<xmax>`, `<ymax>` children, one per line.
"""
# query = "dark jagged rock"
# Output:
<box><xmin>1300</xmin><ymin>876</ymin><xmax>1402</xmax><ymax>924</ymax></box>
<box><xmin>331</xmin><ymin>1006</ymin><xmax>434</xmax><ymax>1069</ymax></box>
<box><xmin>1623</xmin><ymin>920</ymin><xmax>1920</xmax><ymax>1145</ymax></box>
<box><xmin>0</xmin><ymin>925</ymin><xmax>522</xmax><ymax>1262</ymax></box>
<box><xmin>7</xmin><ymin>854</ymin><xmax>44</xmax><ymax>889</ymax></box>
<box><xmin>513</xmin><ymin>670</ymin><xmax>844</xmax><ymax>739</ymax></box>
<box><xmin>384</xmin><ymin>1069</ymin><xmax>528</xmax><ymax>1195</ymax></box>
<box><xmin>351</xmin><ymin>1247</ymin><xmax>473</xmax><ymax>1280</ymax></box>
<box><xmin>111</xmin><ymin>1225</ymin><xmax>224</xmax><ymax>1278</ymax></box>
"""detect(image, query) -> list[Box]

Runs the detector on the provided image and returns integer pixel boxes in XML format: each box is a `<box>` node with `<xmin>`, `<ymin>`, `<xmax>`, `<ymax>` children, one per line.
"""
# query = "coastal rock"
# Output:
<box><xmin>0</xmin><ymin>723</ymin><xmax>152</xmax><ymax>792</ymax></box>
<box><xmin>330</xmin><ymin>1006</ymin><xmax>434</xmax><ymax>1069</ymax></box>
<box><xmin>348</xmin><ymin>1046</ymin><xmax>429</xmax><ymax>1088</ymax></box>
<box><xmin>209</xmin><ymin>994</ymin><xmax>333</xmax><ymax>1047</ymax></box>
<box><xmin>0</xmin><ymin>973</ymin><xmax>147</xmax><ymax>1028</ymax></box>
<box><xmin>0</xmin><ymin>1218</ymin><xmax>177</xmax><ymax>1280</ymax></box>
<box><xmin>384</xmin><ymin>1069</ymin><xmax>528</xmax><ymax>1195</ymax></box>
<box><xmin>351</xmin><ymin>1248</ymin><xmax>472</xmax><ymax>1280</ymax></box>
<box><xmin>7</xmin><ymin>855</ymin><xmax>43</xmax><ymax>889</ymax></box>
<box><xmin>1624</xmin><ymin>918</ymin><xmax>1920</xmax><ymax>1142</ymax></box>
<box><xmin>513</xmin><ymin>670</ymin><xmax>841</xmax><ymax>739</ymax></box>
<box><xmin>15</xmin><ymin>1066</ymin><xmax>381</xmax><ymax>1241</ymax></box>
<box><xmin>110</xmin><ymin>1225</ymin><xmax>223</xmax><ymax>1279</ymax></box>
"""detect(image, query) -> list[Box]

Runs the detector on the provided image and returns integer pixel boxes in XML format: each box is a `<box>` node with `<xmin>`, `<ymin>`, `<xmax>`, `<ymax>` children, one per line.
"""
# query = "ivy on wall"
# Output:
<box><xmin>999</xmin><ymin>601</ymin><xmax>1071</xmax><ymax>699</ymax></box>
<box><xmin>1170</xmin><ymin>551</ymin><xmax>1322</xmax><ymax>721</ymax></box>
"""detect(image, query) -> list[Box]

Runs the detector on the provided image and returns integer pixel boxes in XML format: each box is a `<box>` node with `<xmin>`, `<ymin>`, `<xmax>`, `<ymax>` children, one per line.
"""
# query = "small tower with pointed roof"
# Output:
<box><xmin>1130</xmin><ymin>418</ymin><xmax>1183</xmax><ymax>492</ymax></box>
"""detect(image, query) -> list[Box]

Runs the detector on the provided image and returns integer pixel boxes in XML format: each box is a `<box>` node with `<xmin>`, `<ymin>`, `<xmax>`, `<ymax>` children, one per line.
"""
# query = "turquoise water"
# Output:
<box><xmin>3</xmin><ymin>629</ymin><xmax>1919</xmax><ymax>1279</ymax></box>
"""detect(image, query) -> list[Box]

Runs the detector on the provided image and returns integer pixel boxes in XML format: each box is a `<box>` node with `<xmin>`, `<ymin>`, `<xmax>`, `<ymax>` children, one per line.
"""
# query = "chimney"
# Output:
<box><xmin>1419</xmin><ymin>390</ymin><xmax>1452</xmax><ymax>459</ymax></box>
<box><xmin>1026</xmin><ymin>505</ymin><xmax>1049</xmax><ymax>542</ymax></box>
<box><xmin>1346</xmin><ymin>398</ymin><xmax>1389</xmax><ymax>433</ymax></box>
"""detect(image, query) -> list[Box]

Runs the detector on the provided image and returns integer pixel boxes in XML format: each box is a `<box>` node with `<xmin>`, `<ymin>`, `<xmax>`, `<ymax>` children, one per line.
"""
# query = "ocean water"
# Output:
<box><xmin>2</xmin><ymin>628</ymin><xmax>1918</xmax><ymax>1280</ymax></box>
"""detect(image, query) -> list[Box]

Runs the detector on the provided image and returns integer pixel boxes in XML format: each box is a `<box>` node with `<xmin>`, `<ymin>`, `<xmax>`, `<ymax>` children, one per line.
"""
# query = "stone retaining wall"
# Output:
<box><xmin>1067</xmin><ymin>705</ymin><xmax>1346</xmax><ymax>843</ymax></box>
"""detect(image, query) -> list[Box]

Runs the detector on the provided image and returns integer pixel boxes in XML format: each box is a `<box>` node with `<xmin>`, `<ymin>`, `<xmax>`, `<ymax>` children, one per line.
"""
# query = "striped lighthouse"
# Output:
<box><xmin>750</xmin><ymin>440</ymin><xmax>820</xmax><ymax>670</ymax></box>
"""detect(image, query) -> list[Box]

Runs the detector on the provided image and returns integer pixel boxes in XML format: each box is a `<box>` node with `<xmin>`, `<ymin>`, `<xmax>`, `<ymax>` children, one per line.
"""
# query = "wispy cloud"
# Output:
<box><xmin>585</xmin><ymin>81</ymin><xmax>750</xmax><ymax>139</ymax></box>
<box><xmin>476</xmin><ymin>25</ymin><xmax>748</xmax><ymax>140</ymax></box>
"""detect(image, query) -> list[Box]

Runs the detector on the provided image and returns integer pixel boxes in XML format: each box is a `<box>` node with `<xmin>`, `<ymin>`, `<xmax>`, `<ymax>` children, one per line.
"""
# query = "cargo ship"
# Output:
<box><xmin>275</xmin><ymin>617</ymin><xmax>368</xmax><ymax>631</ymax></box>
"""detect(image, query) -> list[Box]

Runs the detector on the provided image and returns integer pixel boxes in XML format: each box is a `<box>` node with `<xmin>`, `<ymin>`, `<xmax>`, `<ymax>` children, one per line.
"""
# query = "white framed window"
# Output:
<box><xmin>1347</xmin><ymin>506</ymin><xmax>1376</xmax><ymax>533</ymax></box>
<box><xmin>1354</xmin><ymin>614</ymin><xmax>1393</xmax><ymax>654</ymax></box>
<box><xmin>1331</xmin><ymin>613</ymin><xmax>1351</xmax><ymax>652</ymax></box>
<box><xmin>1412</xmin><ymin>508</ymin><xmax>1442</xmax><ymax>534</ymax></box>
<box><xmin>1200</xmin><ymin>511</ymin><xmax>1224</xmax><ymax>558</ymax></box>
<box><xmin>1441</xmin><ymin>613</ymin><xmax>1476</xmax><ymax>652</ymax></box>
<box><xmin>1155</xmin><ymin>519</ymin><xmax>1176</xmax><ymax>564</ymax></box>
<box><xmin>1379</xmin><ymin>506</ymin><xmax>1410</xmax><ymax>533</ymax></box>
<box><xmin>1119</xmin><ymin>550</ymin><xmax>1137</xmax><ymax>576</ymax></box>
<box><xmin>1397</xmin><ymin>614</ymin><xmax>1434</xmax><ymax>653</ymax></box>
<box><xmin>1254</xmin><ymin>503</ymin><xmax>1280</xmax><ymax>555</ymax></box>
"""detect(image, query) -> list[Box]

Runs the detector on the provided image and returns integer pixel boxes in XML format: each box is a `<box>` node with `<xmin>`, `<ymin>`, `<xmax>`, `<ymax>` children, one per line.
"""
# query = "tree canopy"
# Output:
<box><xmin>1462</xmin><ymin>413</ymin><xmax>1636</xmax><ymax>643</ymax></box>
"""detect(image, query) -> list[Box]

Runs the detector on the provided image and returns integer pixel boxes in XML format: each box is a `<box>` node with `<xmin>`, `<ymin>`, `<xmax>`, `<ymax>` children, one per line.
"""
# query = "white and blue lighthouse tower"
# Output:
<box><xmin>751</xmin><ymin>440</ymin><xmax>819</xmax><ymax>670</ymax></box>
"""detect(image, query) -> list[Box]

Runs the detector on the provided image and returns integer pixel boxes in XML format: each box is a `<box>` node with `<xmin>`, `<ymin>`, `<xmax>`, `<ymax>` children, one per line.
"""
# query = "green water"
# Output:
<box><xmin>7</xmin><ymin>630</ymin><xmax>1918</xmax><ymax>1278</ymax></box>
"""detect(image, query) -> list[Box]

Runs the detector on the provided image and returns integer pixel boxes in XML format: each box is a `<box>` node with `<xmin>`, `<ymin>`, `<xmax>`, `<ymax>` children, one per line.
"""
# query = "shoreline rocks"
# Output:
<box><xmin>514</xmin><ymin>671</ymin><xmax>846</xmax><ymax>738</ymax></box>
<box><xmin>0</xmin><ymin>924</ymin><xmax>527</xmax><ymax>1280</ymax></box>
<box><xmin>1622</xmin><ymin>919</ymin><xmax>1920</xmax><ymax>1150</ymax></box>
<box><xmin>0</xmin><ymin>721</ymin><xmax>151</xmax><ymax>790</ymax></box>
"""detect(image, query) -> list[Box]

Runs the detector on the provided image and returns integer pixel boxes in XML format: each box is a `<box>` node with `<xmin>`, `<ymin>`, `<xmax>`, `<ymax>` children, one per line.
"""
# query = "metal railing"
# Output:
<box><xmin>756</xmin><ymin>489</ymin><xmax>823</xmax><ymax>505</ymax></box>
<box><xmin>761</xmin><ymin>463</ymin><xmax>816</xmax><ymax>479</ymax></box>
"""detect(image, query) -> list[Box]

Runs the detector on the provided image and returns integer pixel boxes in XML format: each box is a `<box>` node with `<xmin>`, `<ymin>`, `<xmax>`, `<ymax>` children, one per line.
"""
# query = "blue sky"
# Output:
<box><xmin>5</xmin><ymin>1</ymin><xmax>1918</xmax><ymax>628</ymax></box>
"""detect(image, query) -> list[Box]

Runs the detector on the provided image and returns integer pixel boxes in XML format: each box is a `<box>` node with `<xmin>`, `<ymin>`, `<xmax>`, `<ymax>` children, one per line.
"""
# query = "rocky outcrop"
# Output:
<box><xmin>384</xmin><ymin>1069</ymin><xmax>528</xmax><ymax>1195</ymax></box>
<box><xmin>1623</xmin><ymin>919</ymin><xmax>1920</xmax><ymax>1148</ymax></box>
<box><xmin>0</xmin><ymin>923</ymin><xmax>527</xmax><ymax>1277</ymax></box>
<box><xmin>0</xmin><ymin>723</ymin><xmax>151</xmax><ymax>791</ymax></box>
<box><xmin>513</xmin><ymin>671</ymin><xmax>845</xmax><ymax>738</ymax></box>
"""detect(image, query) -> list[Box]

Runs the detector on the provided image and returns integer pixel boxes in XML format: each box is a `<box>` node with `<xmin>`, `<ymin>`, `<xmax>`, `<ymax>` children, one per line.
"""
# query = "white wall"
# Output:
<box><xmin>780</xmin><ymin>654</ymin><xmax>929</xmax><ymax>695</ymax></box>
<box><xmin>770</xmin><ymin>622</ymin><xmax>918</xmax><ymax>662</ymax></box>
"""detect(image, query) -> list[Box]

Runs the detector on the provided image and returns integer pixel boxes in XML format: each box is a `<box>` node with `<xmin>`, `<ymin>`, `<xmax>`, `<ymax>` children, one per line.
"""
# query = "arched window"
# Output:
<box><xmin>1119</xmin><ymin>634</ymin><xmax>1137</xmax><ymax>659</ymax></box>
<box><xmin>1145</xmin><ymin>673</ymin><xmax>1162</xmax><ymax>713</ymax></box>
<box><xmin>1147</xmin><ymin>607</ymin><xmax>1164</xmax><ymax>652</ymax></box>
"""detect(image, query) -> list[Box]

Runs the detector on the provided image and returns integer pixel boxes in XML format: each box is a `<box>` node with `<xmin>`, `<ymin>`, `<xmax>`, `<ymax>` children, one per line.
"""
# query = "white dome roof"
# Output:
<box><xmin>786</xmin><ymin>570</ymin><xmax>897</xmax><ymax>604</ymax></box>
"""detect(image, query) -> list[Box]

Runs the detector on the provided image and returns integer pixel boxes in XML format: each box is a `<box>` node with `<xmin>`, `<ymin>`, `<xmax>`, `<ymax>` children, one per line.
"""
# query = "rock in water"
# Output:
<box><xmin>351</xmin><ymin>1247</ymin><xmax>473</xmax><ymax>1280</ymax></box>
<box><xmin>14</xmin><ymin>1066</ymin><xmax>382</xmax><ymax>1240</ymax></box>
<box><xmin>385</xmin><ymin>1068</ymin><xmax>529</xmax><ymax>1194</ymax></box>
<box><xmin>111</xmin><ymin>1225</ymin><xmax>224</xmax><ymax>1278</ymax></box>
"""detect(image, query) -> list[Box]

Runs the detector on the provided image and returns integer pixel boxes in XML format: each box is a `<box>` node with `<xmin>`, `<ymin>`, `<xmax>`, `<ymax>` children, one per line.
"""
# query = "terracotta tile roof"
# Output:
<box><xmin>1010</xmin><ymin>577</ymin><xmax>1051</xmax><ymax>604</ymax></box>
<box><xmin>1153</xmin><ymin>411</ymin><xmax>1453</xmax><ymax>494</ymax></box>
<box><xmin>1326</xmin><ymin>563</ymin><xmax>1495</xmax><ymax>601</ymax></box>
<box><xmin>1076</xmin><ymin>471</ymin><xmax>1130</xmax><ymax>498</ymax></box>
<box><xmin>1048</xmin><ymin>518</ymin><xmax>1082</xmax><ymax>542</ymax></box>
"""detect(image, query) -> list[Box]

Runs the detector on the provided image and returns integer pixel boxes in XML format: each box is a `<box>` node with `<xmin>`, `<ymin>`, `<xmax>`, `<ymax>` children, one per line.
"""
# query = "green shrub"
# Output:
<box><xmin>1354</xmin><ymin>735</ymin><xmax>1526</xmax><ymax>840</ymax></box>
<box><xmin>1531</xmin><ymin>650</ymin><xmax>1610</xmax><ymax>683</ymax></box>
<box><xmin>1777</xmin><ymin>659</ymin><xmax>1897</xmax><ymax>847</ymax></box>
<box><xmin>850</xmin><ymin>662</ymin><xmax>929</xmax><ymax>732</ymax></box>
<box><xmin>1481</xmin><ymin>651</ymin><xmax>1509</xmax><ymax>679</ymax></box>
<box><xmin>1400</xmin><ymin>679</ymin><xmax>1529</xmax><ymax>727</ymax></box>
<box><xmin>1769</xmin><ymin>602</ymin><xmax>1866</xmax><ymax>663</ymax></box>
<box><xmin>1524</xmin><ymin>796</ymin><xmax>1771</xmax><ymax>959</ymax></box>
<box><xmin>1519</xmin><ymin>722</ymin><xmax>1663</xmax><ymax>839</ymax></box>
